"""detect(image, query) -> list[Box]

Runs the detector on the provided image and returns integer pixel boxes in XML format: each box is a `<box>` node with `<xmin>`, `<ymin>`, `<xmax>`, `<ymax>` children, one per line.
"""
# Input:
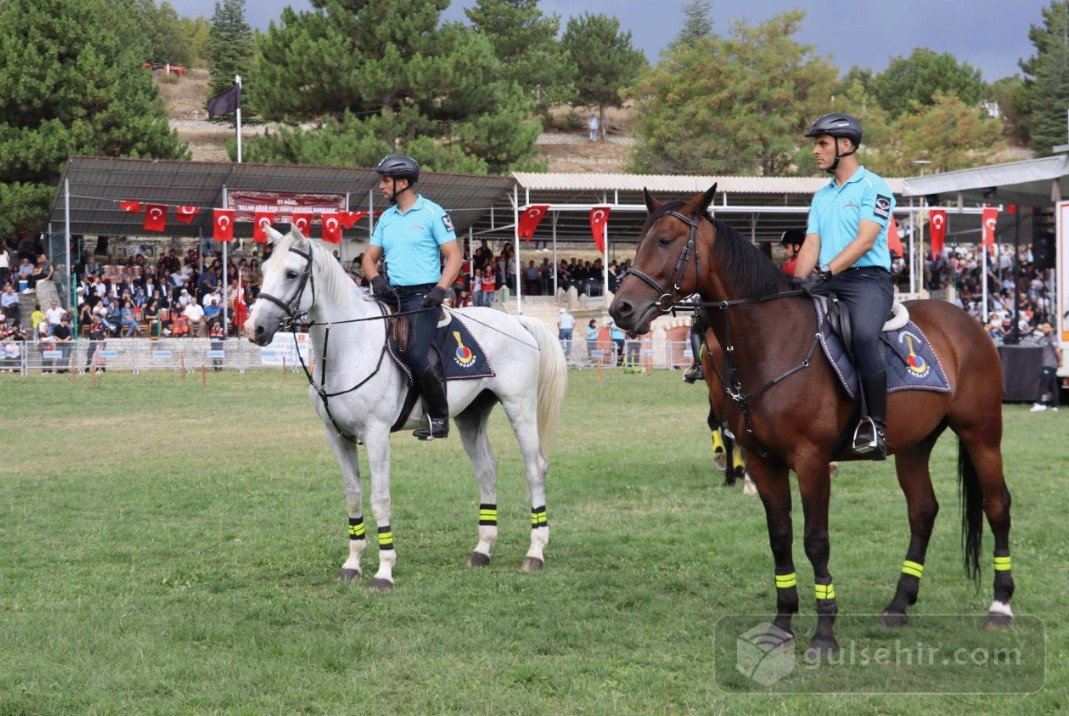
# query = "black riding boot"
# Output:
<box><xmin>854</xmin><ymin>370</ymin><xmax>887</xmax><ymax>460</ymax></box>
<box><xmin>413</xmin><ymin>369</ymin><xmax>450</xmax><ymax>440</ymax></box>
<box><xmin>683</xmin><ymin>332</ymin><xmax>704</xmax><ymax>383</ymax></box>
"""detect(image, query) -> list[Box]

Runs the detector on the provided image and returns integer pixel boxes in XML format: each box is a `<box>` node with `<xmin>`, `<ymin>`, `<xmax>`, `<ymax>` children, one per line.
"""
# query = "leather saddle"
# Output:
<box><xmin>812</xmin><ymin>294</ymin><xmax>908</xmax><ymax>366</ymax></box>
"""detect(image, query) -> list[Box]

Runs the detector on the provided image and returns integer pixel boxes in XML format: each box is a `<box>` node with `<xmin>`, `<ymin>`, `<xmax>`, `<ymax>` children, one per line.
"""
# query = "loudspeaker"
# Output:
<box><xmin>94</xmin><ymin>236</ymin><xmax>108</xmax><ymax>255</ymax></box>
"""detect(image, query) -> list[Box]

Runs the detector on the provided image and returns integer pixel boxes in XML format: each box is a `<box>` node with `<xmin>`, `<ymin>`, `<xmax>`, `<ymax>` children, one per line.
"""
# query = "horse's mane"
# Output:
<box><xmin>268</xmin><ymin>232</ymin><xmax>367</xmax><ymax>310</ymax></box>
<box><xmin>644</xmin><ymin>201</ymin><xmax>793</xmax><ymax>299</ymax></box>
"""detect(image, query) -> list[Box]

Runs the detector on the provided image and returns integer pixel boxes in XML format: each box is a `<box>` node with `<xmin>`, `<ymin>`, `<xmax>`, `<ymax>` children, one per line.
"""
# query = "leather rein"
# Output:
<box><xmin>634</xmin><ymin>211</ymin><xmax>816</xmax><ymax>461</ymax></box>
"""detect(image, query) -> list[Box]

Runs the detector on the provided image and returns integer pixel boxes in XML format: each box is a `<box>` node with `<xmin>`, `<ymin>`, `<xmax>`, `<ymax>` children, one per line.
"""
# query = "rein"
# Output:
<box><xmin>638</xmin><ymin>212</ymin><xmax>818</xmax><ymax>461</ymax></box>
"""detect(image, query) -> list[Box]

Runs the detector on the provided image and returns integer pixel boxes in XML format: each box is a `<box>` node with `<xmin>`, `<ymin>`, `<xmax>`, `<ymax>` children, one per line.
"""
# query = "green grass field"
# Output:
<box><xmin>1</xmin><ymin>369</ymin><xmax>1066</xmax><ymax>713</ymax></box>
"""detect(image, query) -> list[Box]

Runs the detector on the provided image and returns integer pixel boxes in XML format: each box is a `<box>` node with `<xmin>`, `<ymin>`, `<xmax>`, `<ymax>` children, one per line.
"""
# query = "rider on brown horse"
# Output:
<box><xmin>794</xmin><ymin>113</ymin><xmax>895</xmax><ymax>459</ymax></box>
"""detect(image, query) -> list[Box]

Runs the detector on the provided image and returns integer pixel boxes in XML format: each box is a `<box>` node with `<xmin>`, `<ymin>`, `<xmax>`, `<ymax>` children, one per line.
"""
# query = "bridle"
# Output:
<box><xmin>257</xmin><ymin>246</ymin><xmax>315</xmax><ymax>324</ymax></box>
<box><xmin>626</xmin><ymin>210</ymin><xmax>701</xmax><ymax>313</ymax></box>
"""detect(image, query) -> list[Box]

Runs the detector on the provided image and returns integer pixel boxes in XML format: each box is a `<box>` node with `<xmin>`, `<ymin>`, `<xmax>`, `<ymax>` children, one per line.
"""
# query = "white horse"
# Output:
<box><xmin>246</xmin><ymin>227</ymin><xmax>567</xmax><ymax>590</ymax></box>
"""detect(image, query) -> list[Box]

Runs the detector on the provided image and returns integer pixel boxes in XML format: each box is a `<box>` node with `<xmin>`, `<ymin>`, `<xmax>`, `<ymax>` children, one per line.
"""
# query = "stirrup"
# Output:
<box><xmin>852</xmin><ymin>418</ymin><xmax>886</xmax><ymax>459</ymax></box>
<box><xmin>414</xmin><ymin>417</ymin><xmax>449</xmax><ymax>441</ymax></box>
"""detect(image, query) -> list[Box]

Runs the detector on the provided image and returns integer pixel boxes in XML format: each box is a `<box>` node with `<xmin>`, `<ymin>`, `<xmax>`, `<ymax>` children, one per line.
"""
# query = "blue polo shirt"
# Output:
<box><xmin>371</xmin><ymin>195</ymin><xmax>457</xmax><ymax>286</ymax></box>
<box><xmin>806</xmin><ymin>166</ymin><xmax>894</xmax><ymax>270</ymax></box>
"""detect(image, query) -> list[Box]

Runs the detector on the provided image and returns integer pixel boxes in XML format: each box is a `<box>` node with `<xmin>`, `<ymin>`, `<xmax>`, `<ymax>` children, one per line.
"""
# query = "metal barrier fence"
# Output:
<box><xmin>0</xmin><ymin>336</ymin><xmax>313</xmax><ymax>375</ymax></box>
<box><xmin>0</xmin><ymin>337</ymin><xmax>698</xmax><ymax>375</ymax></box>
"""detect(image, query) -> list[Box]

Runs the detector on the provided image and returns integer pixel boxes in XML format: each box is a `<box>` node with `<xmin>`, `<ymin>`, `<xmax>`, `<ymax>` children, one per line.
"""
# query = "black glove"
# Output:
<box><xmin>370</xmin><ymin>275</ymin><xmax>397</xmax><ymax>302</ymax></box>
<box><xmin>421</xmin><ymin>285</ymin><xmax>448</xmax><ymax>309</ymax></box>
<box><xmin>799</xmin><ymin>276</ymin><xmax>826</xmax><ymax>296</ymax></box>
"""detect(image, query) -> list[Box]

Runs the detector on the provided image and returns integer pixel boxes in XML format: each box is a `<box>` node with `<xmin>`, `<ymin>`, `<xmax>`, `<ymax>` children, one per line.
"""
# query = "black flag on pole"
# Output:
<box><xmin>207</xmin><ymin>84</ymin><xmax>241</xmax><ymax>118</ymax></box>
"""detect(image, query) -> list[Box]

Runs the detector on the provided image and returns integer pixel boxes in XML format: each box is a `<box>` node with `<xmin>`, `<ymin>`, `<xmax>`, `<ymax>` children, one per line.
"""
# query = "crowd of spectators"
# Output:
<box><xmin>902</xmin><ymin>243</ymin><xmax>1056</xmax><ymax>343</ymax></box>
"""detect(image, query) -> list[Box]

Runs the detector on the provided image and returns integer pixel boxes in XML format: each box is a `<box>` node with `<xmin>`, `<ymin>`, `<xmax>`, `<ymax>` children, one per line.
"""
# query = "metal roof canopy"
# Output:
<box><xmin>901</xmin><ymin>155</ymin><xmax>1068</xmax><ymax>207</ymax></box>
<box><xmin>471</xmin><ymin>172</ymin><xmax>909</xmax><ymax>246</ymax></box>
<box><xmin>48</xmin><ymin>156</ymin><xmax>515</xmax><ymax>240</ymax></box>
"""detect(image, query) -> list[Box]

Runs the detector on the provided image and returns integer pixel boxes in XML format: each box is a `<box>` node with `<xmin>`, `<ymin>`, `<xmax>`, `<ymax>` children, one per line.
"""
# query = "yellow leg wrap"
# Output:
<box><xmin>901</xmin><ymin>560</ymin><xmax>924</xmax><ymax>578</ymax></box>
<box><xmin>774</xmin><ymin>572</ymin><xmax>797</xmax><ymax>589</ymax></box>
<box><xmin>814</xmin><ymin>583</ymin><xmax>836</xmax><ymax>600</ymax></box>
<box><xmin>711</xmin><ymin>429</ymin><xmax>725</xmax><ymax>453</ymax></box>
<box><xmin>732</xmin><ymin>449</ymin><xmax>745</xmax><ymax>471</ymax></box>
<box><xmin>994</xmin><ymin>555</ymin><xmax>1011</xmax><ymax>572</ymax></box>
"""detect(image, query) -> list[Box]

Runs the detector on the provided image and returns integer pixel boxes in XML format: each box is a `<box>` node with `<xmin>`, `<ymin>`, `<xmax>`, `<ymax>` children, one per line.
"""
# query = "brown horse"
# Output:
<box><xmin>609</xmin><ymin>186</ymin><xmax>1014</xmax><ymax>655</ymax></box>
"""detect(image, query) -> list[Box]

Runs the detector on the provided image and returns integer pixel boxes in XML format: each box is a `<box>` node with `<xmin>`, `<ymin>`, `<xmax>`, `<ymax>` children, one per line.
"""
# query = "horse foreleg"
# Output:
<box><xmin>454</xmin><ymin>399</ymin><xmax>498</xmax><ymax>567</ymax></box>
<box><xmin>363</xmin><ymin>428</ymin><xmax>396</xmax><ymax>591</ymax></box>
<box><xmin>324</xmin><ymin>427</ymin><xmax>366</xmax><ymax>582</ymax></box>
<box><xmin>881</xmin><ymin>434</ymin><xmax>941</xmax><ymax>626</ymax></box>
<box><xmin>797</xmin><ymin>461</ymin><xmax>838</xmax><ymax>656</ymax></box>
<box><xmin>502</xmin><ymin>397</ymin><xmax>549</xmax><ymax>572</ymax></box>
<box><xmin>749</xmin><ymin>461</ymin><xmax>797</xmax><ymax>641</ymax></box>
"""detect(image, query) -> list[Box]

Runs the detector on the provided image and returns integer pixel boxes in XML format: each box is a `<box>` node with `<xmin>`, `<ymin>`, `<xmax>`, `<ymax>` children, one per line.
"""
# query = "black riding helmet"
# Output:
<box><xmin>805</xmin><ymin>113</ymin><xmax>863</xmax><ymax>173</ymax></box>
<box><xmin>780</xmin><ymin>229</ymin><xmax>805</xmax><ymax>247</ymax></box>
<box><xmin>375</xmin><ymin>154</ymin><xmax>420</xmax><ymax>203</ymax></box>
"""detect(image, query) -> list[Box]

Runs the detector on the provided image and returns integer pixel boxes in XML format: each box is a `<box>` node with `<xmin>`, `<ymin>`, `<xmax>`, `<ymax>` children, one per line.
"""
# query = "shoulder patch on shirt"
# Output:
<box><xmin>874</xmin><ymin>195</ymin><xmax>891</xmax><ymax>219</ymax></box>
<box><xmin>441</xmin><ymin>213</ymin><xmax>454</xmax><ymax>232</ymax></box>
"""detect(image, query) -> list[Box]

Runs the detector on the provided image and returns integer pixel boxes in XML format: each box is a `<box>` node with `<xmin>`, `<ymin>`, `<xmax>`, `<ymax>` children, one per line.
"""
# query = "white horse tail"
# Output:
<box><xmin>516</xmin><ymin>316</ymin><xmax>567</xmax><ymax>456</ymax></box>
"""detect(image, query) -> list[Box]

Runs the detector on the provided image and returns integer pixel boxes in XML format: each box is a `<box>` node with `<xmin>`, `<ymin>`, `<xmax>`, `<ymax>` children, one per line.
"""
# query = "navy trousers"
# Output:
<box><xmin>811</xmin><ymin>267</ymin><xmax>893</xmax><ymax>379</ymax></box>
<box><xmin>396</xmin><ymin>287</ymin><xmax>439</xmax><ymax>376</ymax></box>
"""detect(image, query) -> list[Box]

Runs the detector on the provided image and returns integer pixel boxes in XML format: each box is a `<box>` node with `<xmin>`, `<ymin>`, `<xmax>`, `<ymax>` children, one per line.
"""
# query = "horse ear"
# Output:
<box><xmin>643</xmin><ymin>187</ymin><xmax>662</xmax><ymax>214</ymax></box>
<box><xmin>265</xmin><ymin>227</ymin><xmax>284</xmax><ymax>244</ymax></box>
<box><xmin>290</xmin><ymin>224</ymin><xmax>306</xmax><ymax>242</ymax></box>
<box><xmin>684</xmin><ymin>183</ymin><xmax>718</xmax><ymax>218</ymax></box>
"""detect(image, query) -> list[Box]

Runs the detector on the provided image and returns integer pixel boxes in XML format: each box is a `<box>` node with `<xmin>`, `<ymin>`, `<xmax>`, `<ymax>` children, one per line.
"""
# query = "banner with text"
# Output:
<box><xmin>226</xmin><ymin>190</ymin><xmax>346</xmax><ymax>224</ymax></box>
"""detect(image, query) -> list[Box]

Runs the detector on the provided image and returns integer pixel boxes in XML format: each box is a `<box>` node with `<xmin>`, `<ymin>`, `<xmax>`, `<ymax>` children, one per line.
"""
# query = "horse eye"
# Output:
<box><xmin>285</xmin><ymin>270</ymin><xmax>299</xmax><ymax>280</ymax></box>
<box><xmin>657</xmin><ymin>236</ymin><xmax>674</xmax><ymax>247</ymax></box>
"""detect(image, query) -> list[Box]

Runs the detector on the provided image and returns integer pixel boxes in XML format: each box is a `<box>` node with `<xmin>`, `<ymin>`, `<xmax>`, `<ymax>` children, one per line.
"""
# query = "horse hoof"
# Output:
<box><xmin>713</xmin><ymin>451</ymin><xmax>727</xmax><ymax>471</ymax></box>
<box><xmin>804</xmin><ymin>636</ymin><xmax>839</xmax><ymax>658</ymax></box>
<box><xmin>829</xmin><ymin>462</ymin><xmax>839</xmax><ymax>479</ymax></box>
<box><xmin>466</xmin><ymin>551</ymin><xmax>491</xmax><ymax>568</ymax></box>
<box><xmin>337</xmin><ymin>568</ymin><xmax>362</xmax><ymax>582</ymax></box>
<box><xmin>984</xmin><ymin>613</ymin><xmax>1013</xmax><ymax>630</ymax></box>
<box><xmin>368</xmin><ymin>578</ymin><xmax>394</xmax><ymax>592</ymax></box>
<box><xmin>521</xmin><ymin>556</ymin><xmax>544</xmax><ymax>572</ymax></box>
<box><xmin>879</xmin><ymin>611</ymin><xmax>908</xmax><ymax>628</ymax></box>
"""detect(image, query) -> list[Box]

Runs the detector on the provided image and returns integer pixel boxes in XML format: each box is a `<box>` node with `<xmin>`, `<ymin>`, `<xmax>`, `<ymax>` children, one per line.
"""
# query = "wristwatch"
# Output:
<box><xmin>818</xmin><ymin>263</ymin><xmax>833</xmax><ymax>282</ymax></box>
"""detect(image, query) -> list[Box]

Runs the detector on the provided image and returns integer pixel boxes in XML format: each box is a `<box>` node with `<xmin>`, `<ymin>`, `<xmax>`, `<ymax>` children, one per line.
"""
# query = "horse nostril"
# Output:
<box><xmin>254</xmin><ymin>325</ymin><xmax>264</xmax><ymax>336</ymax></box>
<box><xmin>616</xmin><ymin>300</ymin><xmax>633</xmax><ymax>317</ymax></box>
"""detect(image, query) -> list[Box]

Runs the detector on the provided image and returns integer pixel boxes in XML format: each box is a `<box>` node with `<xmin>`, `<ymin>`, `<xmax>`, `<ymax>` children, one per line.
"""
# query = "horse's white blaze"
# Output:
<box><xmin>249</xmin><ymin>231</ymin><xmax>567</xmax><ymax>585</ymax></box>
<box><xmin>988</xmin><ymin>600</ymin><xmax>1014</xmax><ymax>617</ymax></box>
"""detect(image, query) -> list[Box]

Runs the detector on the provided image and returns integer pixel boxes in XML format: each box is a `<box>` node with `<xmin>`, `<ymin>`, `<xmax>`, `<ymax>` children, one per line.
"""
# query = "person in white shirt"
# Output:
<box><xmin>557</xmin><ymin>308</ymin><xmax>575</xmax><ymax>358</ymax></box>
<box><xmin>183</xmin><ymin>301</ymin><xmax>205</xmax><ymax>337</ymax></box>
<box><xmin>177</xmin><ymin>288</ymin><xmax>193</xmax><ymax>307</ymax></box>
<box><xmin>45</xmin><ymin>300</ymin><xmax>67</xmax><ymax>331</ymax></box>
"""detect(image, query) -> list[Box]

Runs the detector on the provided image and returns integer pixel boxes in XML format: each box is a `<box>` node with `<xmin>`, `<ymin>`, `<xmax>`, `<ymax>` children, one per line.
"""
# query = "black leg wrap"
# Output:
<box><xmin>348</xmin><ymin>516</ymin><xmax>366</xmax><ymax>541</ymax></box>
<box><xmin>478</xmin><ymin>503</ymin><xmax>498</xmax><ymax>526</ymax></box>
<box><xmin>530</xmin><ymin>505</ymin><xmax>547</xmax><ymax>530</ymax></box>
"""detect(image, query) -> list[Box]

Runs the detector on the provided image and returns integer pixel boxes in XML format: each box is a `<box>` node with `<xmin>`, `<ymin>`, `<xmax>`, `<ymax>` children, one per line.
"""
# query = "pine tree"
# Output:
<box><xmin>206</xmin><ymin>0</ymin><xmax>253</xmax><ymax>96</ymax></box>
<box><xmin>668</xmin><ymin>0</ymin><xmax>714</xmax><ymax>51</ymax></box>
<box><xmin>0</xmin><ymin>0</ymin><xmax>187</xmax><ymax>244</ymax></box>
<box><xmin>465</xmin><ymin>0</ymin><xmax>576</xmax><ymax>114</ymax></box>
<box><xmin>1024</xmin><ymin>1</ymin><xmax>1069</xmax><ymax>156</ymax></box>
<box><xmin>562</xmin><ymin>13</ymin><xmax>647</xmax><ymax>140</ymax></box>
<box><xmin>244</xmin><ymin>1</ymin><xmax>541</xmax><ymax>174</ymax></box>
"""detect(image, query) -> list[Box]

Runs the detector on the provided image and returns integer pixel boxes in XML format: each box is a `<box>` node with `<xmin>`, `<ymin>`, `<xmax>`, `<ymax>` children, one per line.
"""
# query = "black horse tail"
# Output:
<box><xmin>958</xmin><ymin>439</ymin><xmax>983</xmax><ymax>586</ymax></box>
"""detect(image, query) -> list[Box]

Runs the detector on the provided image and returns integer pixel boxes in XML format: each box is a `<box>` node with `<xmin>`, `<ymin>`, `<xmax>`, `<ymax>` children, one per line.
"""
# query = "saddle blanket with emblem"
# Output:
<box><xmin>815</xmin><ymin>300</ymin><xmax>951</xmax><ymax>400</ymax></box>
<box><xmin>386</xmin><ymin>314</ymin><xmax>495</xmax><ymax>385</ymax></box>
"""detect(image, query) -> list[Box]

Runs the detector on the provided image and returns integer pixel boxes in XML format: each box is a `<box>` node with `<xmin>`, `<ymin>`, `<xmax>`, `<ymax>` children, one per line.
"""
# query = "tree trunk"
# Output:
<box><xmin>599</xmin><ymin>104</ymin><xmax>606</xmax><ymax>141</ymax></box>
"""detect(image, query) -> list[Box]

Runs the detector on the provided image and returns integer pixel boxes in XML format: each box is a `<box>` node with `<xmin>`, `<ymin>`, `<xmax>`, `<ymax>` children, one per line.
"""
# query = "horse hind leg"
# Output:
<box><xmin>957</xmin><ymin>429</ymin><xmax>1015</xmax><ymax>629</ymax></box>
<box><xmin>881</xmin><ymin>430</ymin><xmax>942</xmax><ymax>627</ymax></box>
<box><xmin>500</xmin><ymin>395</ymin><xmax>549</xmax><ymax>572</ymax></box>
<box><xmin>454</xmin><ymin>392</ymin><xmax>499</xmax><ymax>568</ymax></box>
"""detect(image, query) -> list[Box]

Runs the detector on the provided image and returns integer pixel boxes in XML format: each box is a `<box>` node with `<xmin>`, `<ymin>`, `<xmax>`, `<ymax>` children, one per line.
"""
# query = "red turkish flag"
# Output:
<box><xmin>120</xmin><ymin>200</ymin><xmax>143</xmax><ymax>214</ymax></box>
<box><xmin>887</xmin><ymin>215</ymin><xmax>903</xmax><ymax>257</ymax></box>
<box><xmin>143</xmin><ymin>204</ymin><xmax>167</xmax><ymax>232</ymax></box>
<box><xmin>213</xmin><ymin>209</ymin><xmax>235</xmax><ymax>242</ymax></box>
<box><xmin>252</xmin><ymin>212</ymin><xmax>275</xmax><ymax>243</ymax></box>
<box><xmin>321</xmin><ymin>213</ymin><xmax>343</xmax><ymax>243</ymax></box>
<box><xmin>339</xmin><ymin>211</ymin><xmax>368</xmax><ymax>229</ymax></box>
<box><xmin>981</xmin><ymin>207</ymin><xmax>999</xmax><ymax>248</ymax></box>
<box><xmin>291</xmin><ymin>213</ymin><xmax>312</xmax><ymax>235</ymax></box>
<box><xmin>175</xmin><ymin>205</ymin><xmax>199</xmax><ymax>224</ymax></box>
<box><xmin>589</xmin><ymin>206</ymin><xmax>610</xmax><ymax>254</ymax></box>
<box><xmin>518</xmin><ymin>205</ymin><xmax>550</xmax><ymax>242</ymax></box>
<box><xmin>929</xmin><ymin>209</ymin><xmax>947</xmax><ymax>259</ymax></box>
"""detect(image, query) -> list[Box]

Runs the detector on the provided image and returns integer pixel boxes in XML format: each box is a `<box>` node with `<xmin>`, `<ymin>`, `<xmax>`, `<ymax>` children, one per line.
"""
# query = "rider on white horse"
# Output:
<box><xmin>361</xmin><ymin>154</ymin><xmax>462</xmax><ymax>440</ymax></box>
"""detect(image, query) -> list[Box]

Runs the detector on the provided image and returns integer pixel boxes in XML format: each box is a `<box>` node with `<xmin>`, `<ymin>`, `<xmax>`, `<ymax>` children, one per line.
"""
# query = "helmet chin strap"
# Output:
<box><xmin>386</xmin><ymin>177</ymin><xmax>413</xmax><ymax>204</ymax></box>
<box><xmin>826</xmin><ymin>139</ymin><xmax>857</xmax><ymax>173</ymax></box>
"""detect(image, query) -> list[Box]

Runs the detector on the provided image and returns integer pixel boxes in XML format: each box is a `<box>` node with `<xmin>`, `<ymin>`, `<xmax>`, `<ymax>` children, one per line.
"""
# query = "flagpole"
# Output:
<box><xmin>603</xmin><ymin>221</ymin><xmax>609</xmax><ymax>298</ymax></box>
<box><xmin>513</xmin><ymin>184</ymin><xmax>522</xmax><ymax>315</ymax></box>
<box><xmin>222</xmin><ymin>184</ymin><xmax>228</xmax><ymax>334</ymax></box>
<box><xmin>235</xmin><ymin>75</ymin><xmax>242</xmax><ymax>164</ymax></box>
